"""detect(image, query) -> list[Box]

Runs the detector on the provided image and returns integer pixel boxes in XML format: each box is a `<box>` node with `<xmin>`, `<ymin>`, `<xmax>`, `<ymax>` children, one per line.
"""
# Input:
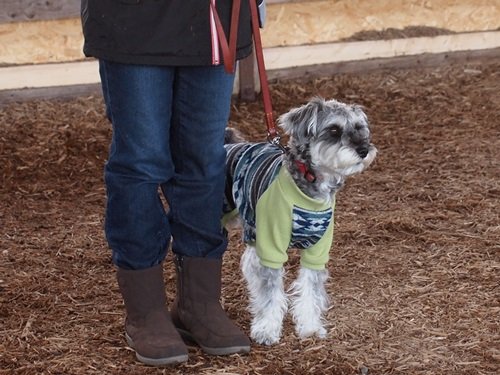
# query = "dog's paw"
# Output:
<box><xmin>251</xmin><ymin>328</ymin><xmax>281</xmax><ymax>346</ymax></box>
<box><xmin>251</xmin><ymin>319</ymin><xmax>282</xmax><ymax>345</ymax></box>
<box><xmin>316</xmin><ymin>326</ymin><xmax>328</xmax><ymax>339</ymax></box>
<box><xmin>295</xmin><ymin>324</ymin><xmax>328</xmax><ymax>340</ymax></box>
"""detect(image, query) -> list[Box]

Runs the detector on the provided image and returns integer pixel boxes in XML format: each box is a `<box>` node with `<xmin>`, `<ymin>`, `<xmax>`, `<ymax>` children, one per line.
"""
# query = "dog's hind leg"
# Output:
<box><xmin>241</xmin><ymin>245</ymin><xmax>287</xmax><ymax>345</ymax></box>
<box><xmin>289</xmin><ymin>267</ymin><xmax>330</xmax><ymax>339</ymax></box>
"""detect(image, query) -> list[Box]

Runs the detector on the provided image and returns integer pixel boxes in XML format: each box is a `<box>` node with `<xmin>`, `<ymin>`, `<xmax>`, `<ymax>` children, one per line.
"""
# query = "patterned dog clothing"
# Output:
<box><xmin>223</xmin><ymin>143</ymin><xmax>335</xmax><ymax>270</ymax></box>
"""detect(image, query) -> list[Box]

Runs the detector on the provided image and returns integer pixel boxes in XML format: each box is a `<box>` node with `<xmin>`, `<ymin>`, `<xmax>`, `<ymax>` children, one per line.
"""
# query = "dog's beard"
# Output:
<box><xmin>310</xmin><ymin>141</ymin><xmax>377</xmax><ymax>177</ymax></box>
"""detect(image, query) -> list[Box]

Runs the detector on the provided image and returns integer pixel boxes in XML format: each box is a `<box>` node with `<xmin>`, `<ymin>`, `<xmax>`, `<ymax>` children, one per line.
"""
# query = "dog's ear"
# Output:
<box><xmin>278</xmin><ymin>97</ymin><xmax>327</xmax><ymax>138</ymax></box>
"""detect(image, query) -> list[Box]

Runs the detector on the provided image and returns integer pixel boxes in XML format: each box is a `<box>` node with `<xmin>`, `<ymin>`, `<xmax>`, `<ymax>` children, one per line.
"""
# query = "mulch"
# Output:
<box><xmin>1</xmin><ymin>59</ymin><xmax>499</xmax><ymax>375</ymax></box>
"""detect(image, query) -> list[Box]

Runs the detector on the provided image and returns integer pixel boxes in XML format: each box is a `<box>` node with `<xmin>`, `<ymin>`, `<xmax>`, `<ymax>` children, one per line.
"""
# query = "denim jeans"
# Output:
<box><xmin>99</xmin><ymin>60</ymin><xmax>235</xmax><ymax>270</ymax></box>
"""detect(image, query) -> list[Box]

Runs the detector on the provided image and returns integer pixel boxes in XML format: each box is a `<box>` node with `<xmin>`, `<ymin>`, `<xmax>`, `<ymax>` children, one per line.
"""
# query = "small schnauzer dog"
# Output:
<box><xmin>222</xmin><ymin>97</ymin><xmax>377</xmax><ymax>345</ymax></box>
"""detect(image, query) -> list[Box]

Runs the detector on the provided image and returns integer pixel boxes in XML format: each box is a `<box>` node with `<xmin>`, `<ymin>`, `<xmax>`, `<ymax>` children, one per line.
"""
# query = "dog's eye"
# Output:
<box><xmin>330</xmin><ymin>126</ymin><xmax>342</xmax><ymax>137</ymax></box>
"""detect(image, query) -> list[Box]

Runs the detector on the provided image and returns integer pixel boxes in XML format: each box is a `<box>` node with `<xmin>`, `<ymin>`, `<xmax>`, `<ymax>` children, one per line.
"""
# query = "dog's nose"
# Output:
<box><xmin>356</xmin><ymin>146</ymin><xmax>369</xmax><ymax>158</ymax></box>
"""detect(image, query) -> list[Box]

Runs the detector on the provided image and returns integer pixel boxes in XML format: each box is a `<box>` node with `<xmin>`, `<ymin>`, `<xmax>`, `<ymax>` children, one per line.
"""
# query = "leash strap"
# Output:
<box><xmin>211</xmin><ymin>0</ymin><xmax>241</xmax><ymax>74</ymax></box>
<box><xmin>212</xmin><ymin>0</ymin><xmax>284</xmax><ymax>151</ymax></box>
<box><xmin>248</xmin><ymin>0</ymin><xmax>285</xmax><ymax>151</ymax></box>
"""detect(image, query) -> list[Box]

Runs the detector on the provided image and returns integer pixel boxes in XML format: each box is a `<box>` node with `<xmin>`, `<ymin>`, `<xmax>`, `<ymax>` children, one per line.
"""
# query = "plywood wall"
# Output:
<box><xmin>1</xmin><ymin>0</ymin><xmax>499</xmax><ymax>66</ymax></box>
<box><xmin>0</xmin><ymin>18</ymin><xmax>83</xmax><ymax>64</ymax></box>
<box><xmin>261</xmin><ymin>0</ymin><xmax>500</xmax><ymax>46</ymax></box>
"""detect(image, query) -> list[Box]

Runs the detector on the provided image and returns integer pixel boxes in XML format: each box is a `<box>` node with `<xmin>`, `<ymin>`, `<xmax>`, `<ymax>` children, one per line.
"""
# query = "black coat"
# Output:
<box><xmin>81</xmin><ymin>0</ymin><xmax>253</xmax><ymax>66</ymax></box>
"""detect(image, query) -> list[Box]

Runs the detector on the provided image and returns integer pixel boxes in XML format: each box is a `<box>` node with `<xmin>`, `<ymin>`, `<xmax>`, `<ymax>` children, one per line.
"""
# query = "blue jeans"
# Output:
<box><xmin>99</xmin><ymin>61</ymin><xmax>235</xmax><ymax>270</ymax></box>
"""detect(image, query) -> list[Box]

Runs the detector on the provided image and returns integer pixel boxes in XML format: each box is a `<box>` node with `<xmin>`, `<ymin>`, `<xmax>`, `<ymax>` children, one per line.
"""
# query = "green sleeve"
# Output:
<box><xmin>254</xmin><ymin>180</ymin><xmax>292</xmax><ymax>269</ymax></box>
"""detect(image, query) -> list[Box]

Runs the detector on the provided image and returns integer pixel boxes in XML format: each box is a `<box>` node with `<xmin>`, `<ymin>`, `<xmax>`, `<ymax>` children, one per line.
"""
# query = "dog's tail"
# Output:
<box><xmin>224</xmin><ymin>127</ymin><xmax>246</xmax><ymax>144</ymax></box>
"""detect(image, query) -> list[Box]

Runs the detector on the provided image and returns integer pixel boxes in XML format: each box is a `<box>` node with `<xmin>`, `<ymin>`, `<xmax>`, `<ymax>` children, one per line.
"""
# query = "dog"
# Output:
<box><xmin>222</xmin><ymin>97</ymin><xmax>377</xmax><ymax>345</ymax></box>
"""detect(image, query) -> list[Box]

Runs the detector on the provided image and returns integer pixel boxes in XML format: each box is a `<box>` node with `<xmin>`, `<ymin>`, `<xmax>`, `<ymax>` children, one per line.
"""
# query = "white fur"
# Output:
<box><xmin>311</xmin><ymin>142</ymin><xmax>377</xmax><ymax>177</ymax></box>
<box><xmin>289</xmin><ymin>268</ymin><xmax>330</xmax><ymax>339</ymax></box>
<box><xmin>240</xmin><ymin>246</ymin><xmax>330</xmax><ymax>344</ymax></box>
<box><xmin>241</xmin><ymin>246</ymin><xmax>287</xmax><ymax>345</ymax></box>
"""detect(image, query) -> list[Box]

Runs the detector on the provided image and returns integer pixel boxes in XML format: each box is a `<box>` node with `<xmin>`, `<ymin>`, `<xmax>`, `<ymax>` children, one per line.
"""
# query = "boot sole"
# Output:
<box><xmin>177</xmin><ymin>328</ymin><xmax>251</xmax><ymax>356</ymax></box>
<box><xmin>125</xmin><ymin>333</ymin><xmax>189</xmax><ymax>366</ymax></box>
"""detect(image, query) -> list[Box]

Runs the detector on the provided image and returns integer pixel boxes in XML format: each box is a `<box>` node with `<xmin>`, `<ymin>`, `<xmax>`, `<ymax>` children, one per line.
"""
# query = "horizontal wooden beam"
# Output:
<box><xmin>0</xmin><ymin>61</ymin><xmax>99</xmax><ymax>91</ymax></box>
<box><xmin>0</xmin><ymin>84</ymin><xmax>102</xmax><ymax>107</ymax></box>
<box><xmin>263</xmin><ymin>31</ymin><xmax>500</xmax><ymax>70</ymax></box>
<box><xmin>3</xmin><ymin>49</ymin><xmax>499</xmax><ymax>107</ymax></box>
<box><xmin>267</xmin><ymin>48</ymin><xmax>500</xmax><ymax>81</ymax></box>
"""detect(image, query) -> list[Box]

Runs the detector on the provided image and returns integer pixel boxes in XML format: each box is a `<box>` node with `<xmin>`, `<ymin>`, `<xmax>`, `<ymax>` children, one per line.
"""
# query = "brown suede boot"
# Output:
<box><xmin>117</xmin><ymin>264</ymin><xmax>188</xmax><ymax>366</ymax></box>
<box><xmin>171</xmin><ymin>256</ymin><xmax>251</xmax><ymax>355</ymax></box>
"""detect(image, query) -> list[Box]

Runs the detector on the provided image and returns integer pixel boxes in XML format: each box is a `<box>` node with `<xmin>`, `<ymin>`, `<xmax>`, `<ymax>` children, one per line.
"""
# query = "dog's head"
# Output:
<box><xmin>279</xmin><ymin>97</ymin><xmax>377</xmax><ymax>177</ymax></box>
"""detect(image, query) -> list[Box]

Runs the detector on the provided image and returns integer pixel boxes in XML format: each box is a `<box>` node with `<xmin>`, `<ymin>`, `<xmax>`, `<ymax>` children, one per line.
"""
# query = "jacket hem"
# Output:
<box><xmin>83</xmin><ymin>45</ymin><xmax>253</xmax><ymax>68</ymax></box>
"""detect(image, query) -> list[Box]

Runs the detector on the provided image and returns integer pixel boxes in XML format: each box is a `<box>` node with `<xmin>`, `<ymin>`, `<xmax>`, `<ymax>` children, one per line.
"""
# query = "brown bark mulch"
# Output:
<box><xmin>1</xmin><ymin>59</ymin><xmax>499</xmax><ymax>375</ymax></box>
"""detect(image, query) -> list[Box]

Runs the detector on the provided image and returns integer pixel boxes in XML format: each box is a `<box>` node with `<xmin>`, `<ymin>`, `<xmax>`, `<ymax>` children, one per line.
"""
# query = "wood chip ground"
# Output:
<box><xmin>0</xmin><ymin>60</ymin><xmax>499</xmax><ymax>375</ymax></box>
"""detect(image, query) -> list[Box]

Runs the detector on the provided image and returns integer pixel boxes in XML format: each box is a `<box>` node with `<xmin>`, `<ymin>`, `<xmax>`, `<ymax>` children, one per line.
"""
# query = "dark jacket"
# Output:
<box><xmin>81</xmin><ymin>0</ymin><xmax>253</xmax><ymax>66</ymax></box>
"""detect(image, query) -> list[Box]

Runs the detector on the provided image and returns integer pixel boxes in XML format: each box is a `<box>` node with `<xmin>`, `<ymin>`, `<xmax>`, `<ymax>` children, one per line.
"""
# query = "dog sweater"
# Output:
<box><xmin>223</xmin><ymin>143</ymin><xmax>335</xmax><ymax>270</ymax></box>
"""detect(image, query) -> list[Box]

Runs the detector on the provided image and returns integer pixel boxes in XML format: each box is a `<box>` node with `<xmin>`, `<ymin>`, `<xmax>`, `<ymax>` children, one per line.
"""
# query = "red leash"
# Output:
<box><xmin>248</xmin><ymin>0</ymin><xmax>285</xmax><ymax>151</ymax></box>
<box><xmin>212</xmin><ymin>0</ymin><xmax>285</xmax><ymax>152</ymax></box>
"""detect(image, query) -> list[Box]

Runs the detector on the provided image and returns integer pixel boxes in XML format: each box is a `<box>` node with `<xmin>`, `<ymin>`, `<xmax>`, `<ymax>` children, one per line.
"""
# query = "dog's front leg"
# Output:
<box><xmin>241</xmin><ymin>245</ymin><xmax>287</xmax><ymax>345</ymax></box>
<box><xmin>289</xmin><ymin>267</ymin><xmax>330</xmax><ymax>339</ymax></box>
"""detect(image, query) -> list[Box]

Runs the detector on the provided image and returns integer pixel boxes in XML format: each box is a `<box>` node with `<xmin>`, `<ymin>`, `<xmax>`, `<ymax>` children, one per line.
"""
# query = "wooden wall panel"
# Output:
<box><xmin>0</xmin><ymin>18</ymin><xmax>84</xmax><ymax>64</ymax></box>
<box><xmin>261</xmin><ymin>0</ymin><xmax>500</xmax><ymax>47</ymax></box>
<box><xmin>1</xmin><ymin>0</ymin><xmax>80</xmax><ymax>23</ymax></box>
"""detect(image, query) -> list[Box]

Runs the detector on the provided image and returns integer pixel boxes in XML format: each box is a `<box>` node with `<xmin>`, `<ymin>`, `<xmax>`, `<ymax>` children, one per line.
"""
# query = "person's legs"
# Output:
<box><xmin>100</xmin><ymin>60</ymin><xmax>187</xmax><ymax>365</ymax></box>
<box><xmin>161</xmin><ymin>65</ymin><xmax>233</xmax><ymax>259</ymax></box>
<box><xmin>163</xmin><ymin>65</ymin><xmax>250</xmax><ymax>355</ymax></box>
<box><xmin>101</xmin><ymin>60</ymin><xmax>174</xmax><ymax>270</ymax></box>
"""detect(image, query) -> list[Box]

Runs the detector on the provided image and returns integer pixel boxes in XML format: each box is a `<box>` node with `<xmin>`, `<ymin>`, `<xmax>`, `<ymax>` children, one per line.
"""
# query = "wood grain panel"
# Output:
<box><xmin>0</xmin><ymin>18</ymin><xmax>84</xmax><ymax>64</ymax></box>
<box><xmin>261</xmin><ymin>0</ymin><xmax>500</xmax><ymax>48</ymax></box>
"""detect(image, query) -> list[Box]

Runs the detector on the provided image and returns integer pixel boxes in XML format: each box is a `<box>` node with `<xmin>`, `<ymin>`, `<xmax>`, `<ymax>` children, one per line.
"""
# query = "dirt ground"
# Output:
<box><xmin>1</xmin><ymin>59</ymin><xmax>499</xmax><ymax>375</ymax></box>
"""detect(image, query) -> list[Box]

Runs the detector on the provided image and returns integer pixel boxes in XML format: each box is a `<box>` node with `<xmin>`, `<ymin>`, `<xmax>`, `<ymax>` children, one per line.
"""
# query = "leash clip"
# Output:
<box><xmin>267</xmin><ymin>132</ymin><xmax>287</xmax><ymax>154</ymax></box>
